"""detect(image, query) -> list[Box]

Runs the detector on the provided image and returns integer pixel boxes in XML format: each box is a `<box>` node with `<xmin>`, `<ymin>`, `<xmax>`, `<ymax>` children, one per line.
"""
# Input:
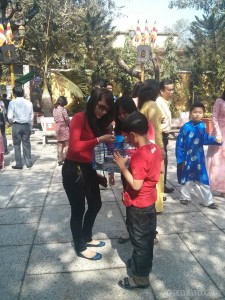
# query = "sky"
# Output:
<box><xmin>113</xmin><ymin>0</ymin><xmax>203</xmax><ymax>32</ymax></box>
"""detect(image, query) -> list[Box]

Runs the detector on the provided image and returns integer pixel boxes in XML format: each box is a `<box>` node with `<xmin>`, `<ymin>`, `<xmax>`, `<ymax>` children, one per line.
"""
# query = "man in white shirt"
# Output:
<box><xmin>156</xmin><ymin>79</ymin><xmax>174</xmax><ymax>193</ymax></box>
<box><xmin>7</xmin><ymin>86</ymin><xmax>34</xmax><ymax>169</ymax></box>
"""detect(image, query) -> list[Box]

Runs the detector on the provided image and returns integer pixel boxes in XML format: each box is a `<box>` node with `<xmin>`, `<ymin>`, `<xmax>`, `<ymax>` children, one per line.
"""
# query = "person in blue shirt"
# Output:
<box><xmin>176</xmin><ymin>102</ymin><xmax>222</xmax><ymax>209</ymax></box>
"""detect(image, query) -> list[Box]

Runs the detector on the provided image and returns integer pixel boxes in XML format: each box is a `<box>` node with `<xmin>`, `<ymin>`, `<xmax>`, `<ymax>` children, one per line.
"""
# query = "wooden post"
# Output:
<box><xmin>141</xmin><ymin>34</ymin><xmax>145</xmax><ymax>82</ymax></box>
<box><xmin>10</xmin><ymin>63</ymin><xmax>15</xmax><ymax>98</ymax></box>
<box><xmin>141</xmin><ymin>63</ymin><xmax>145</xmax><ymax>82</ymax></box>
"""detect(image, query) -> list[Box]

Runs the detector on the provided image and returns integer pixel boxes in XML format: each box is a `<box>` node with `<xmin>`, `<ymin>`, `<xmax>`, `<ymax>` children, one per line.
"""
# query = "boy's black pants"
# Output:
<box><xmin>127</xmin><ymin>204</ymin><xmax>156</xmax><ymax>284</ymax></box>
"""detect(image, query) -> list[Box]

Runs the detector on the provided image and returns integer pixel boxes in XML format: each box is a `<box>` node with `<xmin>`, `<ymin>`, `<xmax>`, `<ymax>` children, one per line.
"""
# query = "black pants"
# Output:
<box><xmin>127</xmin><ymin>204</ymin><xmax>156</xmax><ymax>279</ymax></box>
<box><xmin>162</xmin><ymin>132</ymin><xmax>169</xmax><ymax>184</ymax></box>
<box><xmin>62</xmin><ymin>160</ymin><xmax>102</xmax><ymax>253</ymax></box>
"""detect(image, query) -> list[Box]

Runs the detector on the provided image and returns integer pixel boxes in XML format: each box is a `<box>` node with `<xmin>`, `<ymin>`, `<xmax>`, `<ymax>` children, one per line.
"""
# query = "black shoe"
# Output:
<box><xmin>180</xmin><ymin>200</ymin><xmax>189</xmax><ymax>205</ymax></box>
<box><xmin>164</xmin><ymin>185</ymin><xmax>174</xmax><ymax>193</ymax></box>
<box><xmin>207</xmin><ymin>203</ymin><xmax>218</xmax><ymax>209</ymax></box>
<box><xmin>118</xmin><ymin>233</ymin><xmax>130</xmax><ymax>244</ymax></box>
<box><xmin>12</xmin><ymin>165</ymin><xmax>23</xmax><ymax>169</ymax></box>
<box><xmin>4</xmin><ymin>150</ymin><xmax>10</xmax><ymax>155</ymax></box>
<box><xmin>26</xmin><ymin>164</ymin><xmax>33</xmax><ymax>168</ymax></box>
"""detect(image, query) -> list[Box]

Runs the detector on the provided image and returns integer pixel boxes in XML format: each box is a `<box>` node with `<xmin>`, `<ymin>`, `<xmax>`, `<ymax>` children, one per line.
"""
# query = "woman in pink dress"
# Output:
<box><xmin>53</xmin><ymin>96</ymin><xmax>70</xmax><ymax>166</ymax></box>
<box><xmin>207</xmin><ymin>90</ymin><xmax>225</xmax><ymax>197</ymax></box>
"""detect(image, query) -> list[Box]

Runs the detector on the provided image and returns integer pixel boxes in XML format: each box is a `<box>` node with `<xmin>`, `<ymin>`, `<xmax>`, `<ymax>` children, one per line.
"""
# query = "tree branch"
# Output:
<box><xmin>116</xmin><ymin>58</ymin><xmax>141</xmax><ymax>79</ymax></box>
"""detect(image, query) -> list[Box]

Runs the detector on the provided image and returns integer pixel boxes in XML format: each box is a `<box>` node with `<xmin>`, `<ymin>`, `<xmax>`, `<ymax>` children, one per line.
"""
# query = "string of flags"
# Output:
<box><xmin>0</xmin><ymin>20</ymin><xmax>14</xmax><ymax>46</ymax></box>
<box><xmin>133</xmin><ymin>20</ymin><xmax>158</xmax><ymax>47</ymax></box>
<box><xmin>0</xmin><ymin>20</ymin><xmax>17</xmax><ymax>64</ymax></box>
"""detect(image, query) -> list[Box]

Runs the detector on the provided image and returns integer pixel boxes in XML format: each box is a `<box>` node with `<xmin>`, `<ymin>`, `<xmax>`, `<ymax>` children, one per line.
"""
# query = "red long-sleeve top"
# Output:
<box><xmin>66</xmin><ymin>112</ymin><xmax>98</xmax><ymax>162</ymax></box>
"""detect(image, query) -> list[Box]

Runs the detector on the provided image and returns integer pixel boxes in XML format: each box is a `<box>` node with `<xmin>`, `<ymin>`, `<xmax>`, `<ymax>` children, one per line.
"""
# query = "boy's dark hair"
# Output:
<box><xmin>138</xmin><ymin>80</ymin><xmax>159</xmax><ymax>110</ymax></box>
<box><xmin>122</xmin><ymin>111</ymin><xmax>148</xmax><ymax>135</ymax></box>
<box><xmin>115</xmin><ymin>96</ymin><xmax>137</xmax><ymax>135</ymax></box>
<box><xmin>86</xmin><ymin>88</ymin><xmax>115</xmax><ymax>136</ymax></box>
<box><xmin>159</xmin><ymin>79</ymin><xmax>173</xmax><ymax>91</ymax></box>
<box><xmin>13</xmin><ymin>86</ymin><xmax>24</xmax><ymax>97</ymax></box>
<box><xmin>190</xmin><ymin>102</ymin><xmax>205</xmax><ymax>113</ymax></box>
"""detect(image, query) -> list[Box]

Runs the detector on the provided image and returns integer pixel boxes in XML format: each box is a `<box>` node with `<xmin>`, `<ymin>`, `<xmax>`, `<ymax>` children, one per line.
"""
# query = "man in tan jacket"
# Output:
<box><xmin>156</xmin><ymin>79</ymin><xmax>174</xmax><ymax>193</ymax></box>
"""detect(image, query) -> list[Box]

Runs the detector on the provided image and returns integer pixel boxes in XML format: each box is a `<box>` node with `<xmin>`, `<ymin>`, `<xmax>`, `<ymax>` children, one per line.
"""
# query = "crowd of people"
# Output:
<box><xmin>51</xmin><ymin>79</ymin><xmax>224</xmax><ymax>290</ymax></box>
<box><xmin>0</xmin><ymin>80</ymin><xmax>224</xmax><ymax>290</ymax></box>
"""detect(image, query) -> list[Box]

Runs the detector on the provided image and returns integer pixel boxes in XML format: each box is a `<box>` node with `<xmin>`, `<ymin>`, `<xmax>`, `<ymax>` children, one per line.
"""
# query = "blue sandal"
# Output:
<box><xmin>77</xmin><ymin>252</ymin><xmax>102</xmax><ymax>260</ymax></box>
<box><xmin>86</xmin><ymin>241</ymin><xmax>105</xmax><ymax>247</ymax></box>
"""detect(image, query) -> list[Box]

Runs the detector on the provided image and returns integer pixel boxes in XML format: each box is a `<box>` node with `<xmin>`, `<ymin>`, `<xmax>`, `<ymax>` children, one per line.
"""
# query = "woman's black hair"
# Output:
<box><xmin>55</xmin><ymin>96</ymin><xmax>68</xmax><ymax>108</ymax></box>
<box><xmin>131</xmin><ymin>81</ymin><xmax>143</xmax><ymax>98</ymax></box>
<box><xmin>86</xmin><ymin>88</ymin><xmax>115</xmax><ymax>136</ymax></box>
<box><xmin>221</xmin><ymin>89</ymin><xmax>225</xmax><ymax>100</ymax></box>
<box><xmin>114</xmin><ymin>96</ymin><xmax>137</xmax><ymax>135</ymax></box>
<box><xmin>138</xmin><ymin>80</ymin><xmax>160</xmax><ymax>110</ymax></box>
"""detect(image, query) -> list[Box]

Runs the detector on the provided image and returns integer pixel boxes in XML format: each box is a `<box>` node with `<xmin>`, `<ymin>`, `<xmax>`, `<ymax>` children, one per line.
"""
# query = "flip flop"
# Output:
<box><xmin>118</xmin><ymin>277</ymin><xmax>149</xmax><ymax>290</ymax></box>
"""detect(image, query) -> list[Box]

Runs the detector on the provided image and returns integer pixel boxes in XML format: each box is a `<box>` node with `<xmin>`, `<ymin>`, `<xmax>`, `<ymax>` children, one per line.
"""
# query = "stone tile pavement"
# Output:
<box><xmin>0</xmin><ymin>132</ymin><xmax>225</xmax><ymax>299</ymax></box>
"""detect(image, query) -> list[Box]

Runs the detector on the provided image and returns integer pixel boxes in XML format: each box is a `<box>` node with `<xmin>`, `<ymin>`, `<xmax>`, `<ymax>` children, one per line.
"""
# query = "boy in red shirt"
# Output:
<box><xmin>114</xmin><ymin>111</ymin><xmax>162</xmax><ymax>290</ymax></box>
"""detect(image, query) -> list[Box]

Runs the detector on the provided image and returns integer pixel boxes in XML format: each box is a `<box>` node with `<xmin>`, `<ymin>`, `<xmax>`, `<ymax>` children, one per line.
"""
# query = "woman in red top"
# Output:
<box><xmin>62</xmin><ymin>88</ymin><xmax>115</xmax><ymax>260</ymax></box>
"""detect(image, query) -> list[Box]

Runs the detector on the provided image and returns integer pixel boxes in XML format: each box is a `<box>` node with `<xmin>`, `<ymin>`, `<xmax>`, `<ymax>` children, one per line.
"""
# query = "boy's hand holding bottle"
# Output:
<box><xmin>113</xmin><ymin>151</ymin><xmax>128</xmax><ymax>170</ymax></box>
<box><xmin>215</xmin><ymin>136</ymin><xmax>223</xmax><ymax>144</ymax></box>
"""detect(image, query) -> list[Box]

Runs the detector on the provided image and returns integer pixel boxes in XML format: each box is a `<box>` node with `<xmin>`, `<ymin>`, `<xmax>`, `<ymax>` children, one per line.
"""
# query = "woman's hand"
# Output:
<box><xmin>99</xmin><ymin>134</ymin><xmax>115</xmax><ymax>143</ymax></box>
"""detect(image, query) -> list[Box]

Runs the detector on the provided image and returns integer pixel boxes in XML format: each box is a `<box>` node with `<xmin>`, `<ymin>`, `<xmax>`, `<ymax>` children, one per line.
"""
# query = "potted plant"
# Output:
<box><xmin>202</xmin><ymin>112</ymin><xmax>213</xmax><ymax>135</ymax></box>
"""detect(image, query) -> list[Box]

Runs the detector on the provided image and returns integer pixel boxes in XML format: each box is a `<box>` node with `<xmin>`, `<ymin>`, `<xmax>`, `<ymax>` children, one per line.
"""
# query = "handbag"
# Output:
<box><xmin>97</xmin><ymin>172</ymin><xmax>108</xmax><ymax>188</ymax></box>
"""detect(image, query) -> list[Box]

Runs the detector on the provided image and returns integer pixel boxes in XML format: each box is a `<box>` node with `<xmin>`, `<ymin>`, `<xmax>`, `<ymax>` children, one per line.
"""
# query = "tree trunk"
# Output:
<box><xmin>152</xmin><ymin>55</ymin><xmax>160</xmax><ymax>81</ymax></box>
<box><xmin>42</xmin><ymin>79</ymin><xmax>53</xmax><ymax>117</ymax></box>
<box><xmin>116</xmin><ymin>58</ymin><xmax>141</xmax><ymax>79</ymax></box>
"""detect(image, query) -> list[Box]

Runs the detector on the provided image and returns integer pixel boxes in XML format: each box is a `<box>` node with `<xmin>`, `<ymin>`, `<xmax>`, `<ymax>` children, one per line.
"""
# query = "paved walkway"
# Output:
<box><xmin>0</xmin><ymin>132</ymin><xmax>225</xmax><ymax>300</ymax></box>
